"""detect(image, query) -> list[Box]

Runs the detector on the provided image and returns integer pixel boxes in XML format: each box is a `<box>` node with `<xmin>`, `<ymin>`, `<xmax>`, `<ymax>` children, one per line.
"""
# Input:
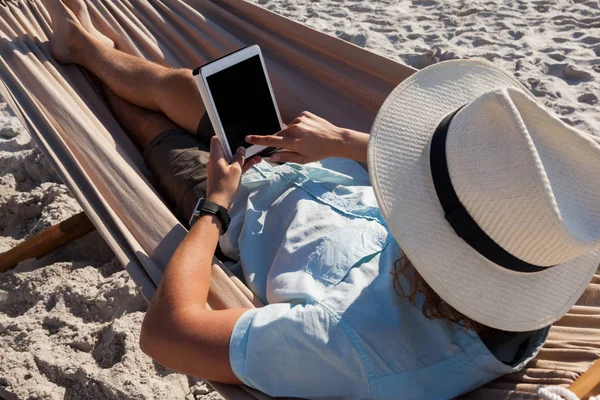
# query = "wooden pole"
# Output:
<box><xmin>0</xmin><ymin>212</ymin><xmax>95</xmax><ymax>272</ymax></box>
<box><xmin>569</xmin><ymin>359</ymin><xmax>600</xmax><ymax>399</ymax></box>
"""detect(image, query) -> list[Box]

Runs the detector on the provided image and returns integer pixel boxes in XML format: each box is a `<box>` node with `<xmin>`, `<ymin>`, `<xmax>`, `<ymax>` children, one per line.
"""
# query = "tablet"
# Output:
<box><xmin>193</xmin><ymin>45</ymin><xmax>284</xmax><ymax>161</ymax></box>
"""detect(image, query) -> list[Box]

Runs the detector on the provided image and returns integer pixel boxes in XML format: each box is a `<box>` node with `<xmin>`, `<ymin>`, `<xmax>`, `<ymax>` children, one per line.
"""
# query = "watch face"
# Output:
<box><xmin>188</xmin><ymin>198</ymin><xmax>204</xmax><ymax>228</ymax></box>
<box><xmin>195</xmin><ymin>197</ymin><xmax>205</xmax><ymax>213</ymax></box>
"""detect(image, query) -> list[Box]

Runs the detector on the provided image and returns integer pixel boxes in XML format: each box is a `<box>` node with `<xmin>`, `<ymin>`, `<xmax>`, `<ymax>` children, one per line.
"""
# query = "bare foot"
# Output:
<box><xmin>43</xmin><ymin>0</ymin><xmax>89</xmax><ymax>64</ymax></box>
<box><xmin>44</xmin><ymin>0</ymin><xmax>113</xmax><ymax>64</ymax></box>
<box><xmin>62</xmin><ymin>0</ymin><xmax>114</xmax><ymax>49</ymax></box>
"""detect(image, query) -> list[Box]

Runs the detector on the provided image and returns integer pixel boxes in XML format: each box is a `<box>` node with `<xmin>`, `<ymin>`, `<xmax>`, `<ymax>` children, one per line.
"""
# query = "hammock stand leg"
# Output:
<box><xmin>0</xmin><ymin>212</ymin><xmax>95</xmax><ymax>273</ymax></box>
<box><xmin>569</xmin><ymin>358</ymin><xmax>600</xmax><ymax>399</ymax></box>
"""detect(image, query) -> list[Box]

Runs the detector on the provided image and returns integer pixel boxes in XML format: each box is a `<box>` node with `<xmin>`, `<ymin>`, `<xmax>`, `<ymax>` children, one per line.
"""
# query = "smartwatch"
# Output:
<box><xmin>188</xmin><ymin>197</ymin><xmax>230</xmax><ymax>233</ymax></box>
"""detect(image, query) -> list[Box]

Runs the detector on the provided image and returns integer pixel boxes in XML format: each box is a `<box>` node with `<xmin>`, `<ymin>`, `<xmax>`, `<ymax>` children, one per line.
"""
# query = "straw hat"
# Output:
<box><xmin>368</xmin><ymin>59</ymin><xmax>600</xmax><ymax>332</ymax></box>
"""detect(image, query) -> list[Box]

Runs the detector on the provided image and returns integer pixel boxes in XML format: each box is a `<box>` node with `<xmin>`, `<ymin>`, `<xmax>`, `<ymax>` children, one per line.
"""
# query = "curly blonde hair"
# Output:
<box><xmin>392</xmin><ymin>255</ymin><xmax>489</xmax><ymax>333</ymax></box>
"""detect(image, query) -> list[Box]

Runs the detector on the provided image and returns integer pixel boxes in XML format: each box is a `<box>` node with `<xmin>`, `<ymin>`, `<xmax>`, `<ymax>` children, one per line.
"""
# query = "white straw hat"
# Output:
<box><xmin>368</xmin><ymin>59</ymin><xmax>600</xmax><ymax>332</ymax></box>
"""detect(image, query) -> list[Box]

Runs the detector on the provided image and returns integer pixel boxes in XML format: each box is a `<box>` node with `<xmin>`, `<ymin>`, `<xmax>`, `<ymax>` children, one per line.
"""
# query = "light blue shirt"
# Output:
<box><xmin>220</xmin><ymin>158</ymin><xmax>548</xmax><ymax>400</ymax></box>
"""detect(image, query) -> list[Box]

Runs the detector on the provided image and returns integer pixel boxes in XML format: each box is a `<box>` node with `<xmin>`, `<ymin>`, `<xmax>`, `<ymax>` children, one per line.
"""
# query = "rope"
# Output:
<box><xmin>536</xmin><ymin>386</ymin><xmax>600</xmax><ymax>400</ymax></box>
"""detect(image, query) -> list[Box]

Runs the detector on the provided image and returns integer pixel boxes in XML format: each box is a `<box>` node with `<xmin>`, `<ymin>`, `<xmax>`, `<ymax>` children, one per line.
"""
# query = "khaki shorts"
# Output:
<box><xmin>143</xmin><ymin>114</ymin><xmax>214</xmax><ymax>226</ymax></box>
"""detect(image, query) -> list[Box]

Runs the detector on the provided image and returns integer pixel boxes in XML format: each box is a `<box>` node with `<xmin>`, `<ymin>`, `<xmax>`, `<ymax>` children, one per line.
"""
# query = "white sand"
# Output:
<box><xmin>0</xmin><ymin>1</ymin><xmax>598</xmax><ymax>399</ymax></box>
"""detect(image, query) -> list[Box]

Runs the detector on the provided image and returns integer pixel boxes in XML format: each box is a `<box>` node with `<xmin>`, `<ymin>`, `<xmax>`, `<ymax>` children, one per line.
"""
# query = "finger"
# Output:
<box><xmin>231</xmin><ymin>146</ymin><xmax>246</xmax><ymax>169</ymax></box>
<box><xmin>269</xmin><ymin>151</ymin><xmax>310</xmax><ymax>164</ymax></box>
<box><xmin>299</xmin><ymin>111</ymin><xmax>314</xmax><ymax>120</ymax></box>
<box><xmin>210</xmin><ymin>136</ymin><xmax>228</xmax><ymax>167</ymax></box>
<box><xmin>290</xmin><ymin>111</ymin><xmax>312</xmax><ymax>125</ymax></box>
<box><xmin>245</xmin><ymin>134</ymin><xmax>291</xmax><ymax>147</ymax></box>
<box><xmin>242</xmin><ymin>156</ymin><xmax>262</xmax><ymax>174</ymax></box>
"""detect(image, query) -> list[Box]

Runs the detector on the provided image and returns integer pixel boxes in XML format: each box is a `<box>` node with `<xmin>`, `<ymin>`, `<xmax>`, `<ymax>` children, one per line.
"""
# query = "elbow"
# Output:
<box><xmin>139</xmin><ymin>312</ymin><xmax>202</xmax><ymax>379</ymax></box>
<box><xmin>139</xmin><ymin>297</ymin><xmax>175</xmax><ymax>360</ymax></box>
<box><xmin>139</xmin><ymin>310</ymin><xmax>174</xmax><ymax>361</ymax></box>
<box><xmin>139</xmin><ymin>313</ymin><xmax>158</xmax><ymax>359</ymax></box>
<box><xmin>139</xmin><ymin>309</ymin><xmax>192</xmax><ymax>365</ymax></box>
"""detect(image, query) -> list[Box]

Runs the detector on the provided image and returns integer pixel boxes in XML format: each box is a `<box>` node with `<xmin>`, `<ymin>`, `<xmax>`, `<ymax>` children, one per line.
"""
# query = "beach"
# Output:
<box><xmin>0</xmin><ymin>0</ymin><xmax>598</xmax><ymax>399</ymax></box>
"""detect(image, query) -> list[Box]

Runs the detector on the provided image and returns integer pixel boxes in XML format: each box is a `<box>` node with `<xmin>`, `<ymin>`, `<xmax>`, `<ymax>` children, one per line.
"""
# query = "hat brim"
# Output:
<box><xmin>368</xmin><ymin>59</ymin><xmax>599</xmax><ymax>332</ymax></box>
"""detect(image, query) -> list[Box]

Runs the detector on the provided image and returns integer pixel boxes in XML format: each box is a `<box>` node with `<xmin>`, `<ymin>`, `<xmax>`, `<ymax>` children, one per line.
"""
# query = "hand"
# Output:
<box><xmin>206</xmin><ymin>136</ymin><xmax>261</xmax><ymax>208</ymax></box>
<box><xmin>245</xmin><ymin>111</ymin><xmax>348</xmax><ymax>164</ymax></box>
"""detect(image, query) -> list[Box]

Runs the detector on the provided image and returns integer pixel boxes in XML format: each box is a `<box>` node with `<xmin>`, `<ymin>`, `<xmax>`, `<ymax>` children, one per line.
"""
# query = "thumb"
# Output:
<box><xmin>231</xmin><ymin>146</ymin><xmax>246</xmax><ymax>169</ymax></box>
<box><xmin>210</xmin><ymin>135</ymin><xmax>228</xmax><ymax>167</ymax></box>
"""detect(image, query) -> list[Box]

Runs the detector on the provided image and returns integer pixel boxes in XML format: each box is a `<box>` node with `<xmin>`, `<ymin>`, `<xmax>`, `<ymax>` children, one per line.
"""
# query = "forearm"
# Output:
<box><xmin>336</xmin><ymin>128</ymin><xmax>369</xmax><ymax>163</ymax></box>
<box><xmin>140</xmin><ymin>204</ymin><xmax>247</xmax><ymax>384</ymax></box>
<box><xmin>147</xmin><ymin>211</ymin><xmax>221</xmax><ymax>317</ymax></box>
<box><xmin>140</xmin><ymin>140</ymin><xmax>250</xmax><ymax>383</ymax></box>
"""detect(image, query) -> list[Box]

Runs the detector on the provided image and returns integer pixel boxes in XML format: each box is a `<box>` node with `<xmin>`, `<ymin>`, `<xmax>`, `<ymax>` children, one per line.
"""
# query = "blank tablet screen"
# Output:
<box><xmin>206</xmin><ymin>55</ymin><xmax>281</xmax><ymax>150</ymax></box>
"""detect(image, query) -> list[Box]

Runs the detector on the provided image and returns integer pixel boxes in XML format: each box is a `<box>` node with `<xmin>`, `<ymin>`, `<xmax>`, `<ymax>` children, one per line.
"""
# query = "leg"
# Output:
<box><xmin>101</xmin><ymin>83</ymin><xmax>177</xmax><ymax>148</ymax></box>
<box><xmin>101</xmin><ymin>83</ymin><xmax>211</xmax><ymax>224</ymax></box>
<box><xmin>44</xmin><ymin>0</ymin><xmax>205</xmax><ymax>134</ymax></box>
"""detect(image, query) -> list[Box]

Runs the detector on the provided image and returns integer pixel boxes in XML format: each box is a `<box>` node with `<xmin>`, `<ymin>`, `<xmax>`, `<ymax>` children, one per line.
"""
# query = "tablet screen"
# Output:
<box><xmin>206</xmin><ymin>55</ymin><xmax>281</xmax><ymax>150</ymax></box>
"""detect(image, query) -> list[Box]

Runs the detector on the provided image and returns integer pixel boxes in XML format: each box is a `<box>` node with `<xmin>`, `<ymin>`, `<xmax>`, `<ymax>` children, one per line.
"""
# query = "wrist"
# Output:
<box><xmin>190</xmin><ymin>197</ymin><xmax>231</xmax><ymax>234</ymax></box>
<box><xmin>337</xmin><ymin>128</ymin><xmax>369</xmax><ymax>163</ymax></box>
<box><xmin>326</xmin><ymin>126</ymin><xmax>350</xmax><ymax>158</ymax></box>
<box><xmin>206</xmin><ymin>193</ymin><xmax>230</xmax><ymax>209</ymax></box>
<box><xmin>197</xmin><ymin>213</ymin><xmax>223</xmax><ymax>231</ymax></box>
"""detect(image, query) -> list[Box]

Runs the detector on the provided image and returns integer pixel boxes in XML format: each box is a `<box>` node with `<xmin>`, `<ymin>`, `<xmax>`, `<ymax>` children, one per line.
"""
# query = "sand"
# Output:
<box><xmin>0</xmin><ymin>0</ymin><xmax>598</xmax><ymax>399</ymax></box>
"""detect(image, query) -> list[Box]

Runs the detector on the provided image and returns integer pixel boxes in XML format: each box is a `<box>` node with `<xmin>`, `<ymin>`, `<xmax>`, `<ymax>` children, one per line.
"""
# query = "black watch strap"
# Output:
<box><xmin>189</xmin><ymin>198</ymin><xmax>230</xmax><ymax>233</ymax></box>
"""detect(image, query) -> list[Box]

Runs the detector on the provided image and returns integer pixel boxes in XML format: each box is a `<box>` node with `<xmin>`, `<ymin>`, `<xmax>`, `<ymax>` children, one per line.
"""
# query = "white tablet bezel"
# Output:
<box><xmin>193</xmin><ymin>45</ymin><xmax>284</xmax><ymax>162</ymax></box>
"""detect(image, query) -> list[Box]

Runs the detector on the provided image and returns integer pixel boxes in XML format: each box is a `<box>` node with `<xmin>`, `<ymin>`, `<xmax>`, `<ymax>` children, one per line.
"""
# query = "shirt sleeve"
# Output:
<box><xmin>229</xmin><ymin>302</ymin><xmax>371</xmax><ymax>399</ymax></box>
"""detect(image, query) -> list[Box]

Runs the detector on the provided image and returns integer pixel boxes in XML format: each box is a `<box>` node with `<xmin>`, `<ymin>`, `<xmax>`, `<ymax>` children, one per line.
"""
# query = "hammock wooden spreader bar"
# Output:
<box><xmin>570</xmin><ymin>359</ymin><xmax>600</xmax><ymax>399</ymax></box>
<box><xmin>0</xmin><ymin>212</ymin><xmax>95</xmax><ymax>272</ymax></box>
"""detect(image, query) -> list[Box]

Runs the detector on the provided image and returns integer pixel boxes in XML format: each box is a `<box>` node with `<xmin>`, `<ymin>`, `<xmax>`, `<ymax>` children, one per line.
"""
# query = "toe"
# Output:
<box><xmin>42</xmin><ymin>0</ymin><xmax>86</xmax><ymax>64</ymax></box>
<box><xmin>60</xmin><ymin>0</ymin><xmax>115</xmax><ymax>49</ymax></box>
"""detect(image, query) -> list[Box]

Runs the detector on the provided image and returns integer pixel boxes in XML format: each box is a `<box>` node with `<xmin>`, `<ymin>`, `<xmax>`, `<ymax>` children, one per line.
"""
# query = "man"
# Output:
<box><xmin>45</xmin><ymin>1</ymin><xmax>600</xmax><ymax>398</ymax></box>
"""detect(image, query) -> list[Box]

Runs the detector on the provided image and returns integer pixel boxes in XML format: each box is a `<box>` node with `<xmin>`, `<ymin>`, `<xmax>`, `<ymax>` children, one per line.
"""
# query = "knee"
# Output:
<box><xmin>138</xmin><ymin>112</ymin><xmax>178</xmax><ymax>139</ymax></box>
<box><xmin>162</xmin><ymin>68</ymin><xmax>195</xmax><ymax>92</ymax></box>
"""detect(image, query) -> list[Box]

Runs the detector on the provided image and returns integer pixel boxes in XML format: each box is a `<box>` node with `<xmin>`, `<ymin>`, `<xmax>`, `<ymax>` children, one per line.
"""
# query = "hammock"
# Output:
<box><xmin>0</xmin><ymin>0</ymin><xmax>598</xmax><ymax>398</ymax></box>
